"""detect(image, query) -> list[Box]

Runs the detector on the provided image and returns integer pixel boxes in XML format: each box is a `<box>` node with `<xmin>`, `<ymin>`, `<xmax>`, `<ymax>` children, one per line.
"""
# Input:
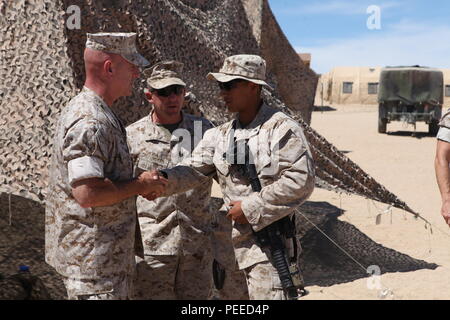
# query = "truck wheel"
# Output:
<box><xmin>429</xmin><ymin>121</ymin><xmax>439</xmax><ymax>135</ymax></box>
<box><xmin>378</xmin><ymin>118</ymin><xmax>387</xmax><ymax>133</ymax></box>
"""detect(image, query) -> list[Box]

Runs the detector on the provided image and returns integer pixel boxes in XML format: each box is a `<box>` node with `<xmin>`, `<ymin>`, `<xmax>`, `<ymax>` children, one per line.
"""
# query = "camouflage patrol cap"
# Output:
<box><xmin>207</xmin><ymin>54</ymin><xmax>272</xmax><ymax>89</ymax></box>
<box><xmin>143</xmin><ymin>60</ymin><xmax>186</xmax><ymax>89</ymax></box>
<box><xmin>86</xmin><ymin>32</ymin><xmax>150</xmax><ymax>67</ymax></box>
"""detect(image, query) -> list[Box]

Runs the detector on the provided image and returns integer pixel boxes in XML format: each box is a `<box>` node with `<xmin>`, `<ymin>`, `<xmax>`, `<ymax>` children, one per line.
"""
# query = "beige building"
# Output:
<box><xmin>315</xmin><ymin>66</ymin><xmax>450</xmax><ymax>108</ymax></box>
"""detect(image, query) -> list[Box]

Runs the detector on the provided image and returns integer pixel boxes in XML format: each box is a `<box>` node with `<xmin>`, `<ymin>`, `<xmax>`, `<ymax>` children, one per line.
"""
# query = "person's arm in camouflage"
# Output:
<box><xmin>235</xmin><ymin>120</ymin><xmax>315</xmax><ymax>232</ymax></box>
<box><xmin>161</xmin><ymin>127</ymin><xmax>217</xmax><ymax>196</ymax></box>
<box><xmin>72</xmin><ymin>172</ymin><xmax>166</xmax><ymax>208</ymax></box>
<box><xmin>64</xmin><ymin>119</ymin><xmax>167</xmax><ymax>208</ymax></box>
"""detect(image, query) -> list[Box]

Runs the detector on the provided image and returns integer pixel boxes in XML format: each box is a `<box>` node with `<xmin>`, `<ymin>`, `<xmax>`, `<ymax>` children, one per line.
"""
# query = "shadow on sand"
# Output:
<box><xmin>297</xmin><ymin>201</ymin><xmax>438</xmax><ymax>287</ymax></box>
<box><xmin>386</xmin><ymin>130</ymin><xmax>436</xmax><ymax>139</ymax></box>
<box><xmin>313</xmin><ymin>106</ymin><xmax>337</xmax><ymax>112</ymax></box>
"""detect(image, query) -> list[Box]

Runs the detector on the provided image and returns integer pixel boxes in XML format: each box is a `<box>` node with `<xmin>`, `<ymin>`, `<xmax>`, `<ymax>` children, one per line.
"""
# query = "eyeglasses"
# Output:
<box><xmin>217</xmin><ymin>79</ymin><xmax>245</xmax><ymax>91</ymax></box>
<box><xmin>152</xmin><ymin>85</ymin><xmax>184</xmax><ymax>97</ymax></box>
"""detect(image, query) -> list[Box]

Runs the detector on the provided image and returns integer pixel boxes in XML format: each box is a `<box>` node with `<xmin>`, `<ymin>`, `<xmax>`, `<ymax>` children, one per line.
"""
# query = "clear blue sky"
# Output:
<box><xmin>268</xmin><ymin>0</ymin><xmax>450</xmax><ymax>74</ymax></box>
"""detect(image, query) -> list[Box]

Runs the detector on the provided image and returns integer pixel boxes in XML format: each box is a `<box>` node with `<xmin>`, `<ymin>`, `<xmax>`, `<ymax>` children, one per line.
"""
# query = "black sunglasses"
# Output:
<box><xmin>152</xmin><ymin>85</ymin><xmax>184</xmax><ymax>97</ymax></box>
<box><xmin>217</xmin><ymin>79</ymin><xmax>245</xmax><ymax>91</ymax></box>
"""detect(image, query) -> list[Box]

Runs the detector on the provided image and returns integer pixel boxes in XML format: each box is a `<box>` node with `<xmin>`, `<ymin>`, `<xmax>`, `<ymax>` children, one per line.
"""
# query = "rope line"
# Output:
<box><xmin>295</xmin><ymin>207</ymin><xmax>368</xmax><ymax>273</ymax></box>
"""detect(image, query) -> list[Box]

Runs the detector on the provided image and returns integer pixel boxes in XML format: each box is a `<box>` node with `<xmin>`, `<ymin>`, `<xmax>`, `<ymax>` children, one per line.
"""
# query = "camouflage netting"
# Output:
<box><xmin>0</xmin><ymin>0</ymin><xmax>421</xmax><ymax>218</ymax></box>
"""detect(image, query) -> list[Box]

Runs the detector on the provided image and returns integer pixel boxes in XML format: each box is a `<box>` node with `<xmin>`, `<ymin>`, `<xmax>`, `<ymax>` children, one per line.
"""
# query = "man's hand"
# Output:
<box><xmin>226</xmin><ymin>201</ymin><xmax>249</xmax><ymax>224</ymax></box>
<box><xmin>137</xmin><ymin>170</ymin><xmax>168</xmax><ymax>200</ymax></box>
<box><xmin>441</xmin><ymin>200</ymin><xmax>450</xmax><ymax>226</ymax></box>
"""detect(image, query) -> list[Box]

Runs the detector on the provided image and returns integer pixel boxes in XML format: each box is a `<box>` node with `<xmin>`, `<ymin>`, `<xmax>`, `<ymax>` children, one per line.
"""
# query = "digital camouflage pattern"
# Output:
<box><xmin>211</xmin><ymin>265</ymin><xmax>249</xmax><ymax>300</ymax></box>
<box><xmin>439</xmin><ymin>108</ymin><xmax>450</xmax><ymax>129</ymax></box>
<box><xmin>86</xmin><ymin>32</ymin><xmax>150</xmax><ymax>67</ymax></box>
<box><xmin>126</xmin><ymin>111</ymin><xmax>214</xmax><ymax>299</ymax></box>
<box><xmin>126</xmin><ymin>111</ymin><xmax>214</xmax><ymax>256</ymax></box>
<box><xmin>244</xmin><ymin>261</ymin><xmax>285</xmax><ymax>300</ymax></box>
<box><xmin>63</xmin><ymin>273</ymin><xmax>132</xmax><ymax>300</ymax></box>
<box><xmin>207</xmin><ymin>54</ymin><xmax>271</xmax><ymax>88</ymax></box>
<box><xmin>144</xmin><ymin>61</ymin><xmax>186</xmax><ymax>89</ymax></box>
<box><xmin>133</xmin><ymin>253</ymin><xmax>212</xmax><ymax>300</ymax></box>
<box><xmin>45</xmin><ymin>87</ymin><xmax>137</xmax><ymax>296</ymax></box>
<box><xmin>211</xmin><ymin>257</ymin><xmax>295</xmax><ymax>300</ymax></box>
<box><xmin>163</xmin><ymin>102</ymin><xmax>315</xmax><ymax>270</ymax></box>
<box><xmin>437</xmin><ymin>108</ymin><xmax>450</xmax><ymax>142</ymax></box>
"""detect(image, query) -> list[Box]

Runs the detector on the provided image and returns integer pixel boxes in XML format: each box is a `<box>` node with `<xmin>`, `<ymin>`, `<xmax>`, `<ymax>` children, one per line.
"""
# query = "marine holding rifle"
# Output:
<box><xmin>158</xmin><ymin>54</ymin><xmax>315</xmax><ymax>300</ymax></box>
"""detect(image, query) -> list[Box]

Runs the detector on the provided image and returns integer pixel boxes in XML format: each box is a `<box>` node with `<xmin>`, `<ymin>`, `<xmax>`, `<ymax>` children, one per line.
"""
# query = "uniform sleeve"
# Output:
<box><xmin>162</xmin><ymin>127</ymin><xmax>217</xmax><ymax>195</ymax></box>
<box><xmin>437</xmin><ymin>126</ymin><xmax>450</xmax><ymax>143</ymax></box>
<box><xmin>63</xmin><ymin>119</ymin><xmax>112</xmax><ymax>186</ymax></box>
<box><xmin>240</xmin><ymin>120</ymin><xmax>315</xmax><ymax>232</ymax></box>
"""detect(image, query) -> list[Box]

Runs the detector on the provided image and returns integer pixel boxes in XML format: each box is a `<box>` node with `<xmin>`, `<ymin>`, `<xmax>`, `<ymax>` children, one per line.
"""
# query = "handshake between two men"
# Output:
<box><xmin>70</xmin><ymin>169</ymin><xmax>168</xmax><ymax>209</ymax></box>
<box><xmin>137</xmin><ymin>169</ymin><xmax>168</xmax><ymax>201</ymax></box>
<box><xmin>137</xmin><ymin>169</ymin><xmax>249</xmax><ymax>225</ymax></box>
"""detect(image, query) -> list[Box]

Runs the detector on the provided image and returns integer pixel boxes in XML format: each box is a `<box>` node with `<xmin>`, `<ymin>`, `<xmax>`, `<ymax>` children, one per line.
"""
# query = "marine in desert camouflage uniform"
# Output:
<box><xmin>126</xmin><ymin>61</ymin><xmax>214</xmax><ymax>299</ymax></box>
<box><xmin>435</xmin><ymin>109</ymin><xmax>450</xmax><ymax>227</ymax></box>
<box><xmin>45</xmin><ymin>32</ymin><xmax>167</xmax><ymax>300</ymax></box>
<box><xmin>160</xmin><ymin>55</ymin><xmax>315</xmax><ymax>300</ymax></box>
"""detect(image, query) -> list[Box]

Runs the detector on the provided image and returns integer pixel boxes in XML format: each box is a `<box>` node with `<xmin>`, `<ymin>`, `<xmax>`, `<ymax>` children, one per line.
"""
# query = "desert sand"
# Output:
<box><xmin>304</xmin><ymin>105</ymin><xmax>450</xmax><ymax>300</ymax></box>
<box><xmin>211</xmin><ymin>104</ymin><xmax>450</xmax><ymax>300</ymax></box>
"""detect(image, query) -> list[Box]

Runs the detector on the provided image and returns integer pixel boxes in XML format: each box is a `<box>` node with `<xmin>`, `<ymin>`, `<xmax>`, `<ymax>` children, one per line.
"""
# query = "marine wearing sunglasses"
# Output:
<box><xmin>217</xmin><ymin>79</ymin><xmax>246</xmax><ymax>91</ymax></box>
<box><xmin>216</xmin><ymin>78</ymin><xmax>262</xmax><ymax>121</ymax></box>
<box><xmin>151</xmin><ymin>85</ymin><xmax>185</xmax><ymax>97</ymax></box>
<box><xmin>146</xmin><ymin>84</ymin><xmax>186</xmax><ymax>125</ymax></box>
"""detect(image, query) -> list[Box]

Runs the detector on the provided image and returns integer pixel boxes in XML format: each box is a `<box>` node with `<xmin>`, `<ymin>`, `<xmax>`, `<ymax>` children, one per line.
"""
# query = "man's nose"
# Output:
<box><xmin>167</xmin><ymin>92</ymin><xmax>179</xmax><ymax>101</ymax></box>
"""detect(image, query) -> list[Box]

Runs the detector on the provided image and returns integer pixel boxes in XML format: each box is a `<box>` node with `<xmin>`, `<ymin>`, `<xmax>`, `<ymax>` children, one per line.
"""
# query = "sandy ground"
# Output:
<box><xmin>305</xmin><ymin>105</ymin><xmax>450</xmax><ymax>300</ymax></box>
<box><xmin>214</xmin><ymin>104</ymin><xmax>450</xmax><ymax>300</ymax></box>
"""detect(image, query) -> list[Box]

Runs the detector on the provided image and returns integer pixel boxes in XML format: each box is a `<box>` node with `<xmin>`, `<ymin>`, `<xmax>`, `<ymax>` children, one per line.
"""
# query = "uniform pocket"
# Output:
<box><xmin>271</xmin><ymin>271</ymin><xmax>284</xmax><ymax>290</ymax></box>
<box><xmin>137</xmin><ymin>154</ymin><xmax>167</xmax><ymax>172</ymax></box>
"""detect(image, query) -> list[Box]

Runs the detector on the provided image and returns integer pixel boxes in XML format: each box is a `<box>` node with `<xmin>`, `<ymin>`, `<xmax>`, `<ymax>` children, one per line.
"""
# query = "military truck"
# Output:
<box><xmin>378</xmin><ymin>66</ymin><xmax>443</xmax><ymax>134</ymax></box>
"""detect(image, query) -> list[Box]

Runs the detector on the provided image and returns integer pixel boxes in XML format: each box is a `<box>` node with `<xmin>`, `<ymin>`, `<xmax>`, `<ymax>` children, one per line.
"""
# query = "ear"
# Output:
<box><xmin>104</xmin><ymin>60</ymin><xmax>113</xmax><ymax>75</ymax></box>
<box><xmin>145</xmin><ymin>91</ymin><xmax>153</xmax><ymax>102</ymax></box>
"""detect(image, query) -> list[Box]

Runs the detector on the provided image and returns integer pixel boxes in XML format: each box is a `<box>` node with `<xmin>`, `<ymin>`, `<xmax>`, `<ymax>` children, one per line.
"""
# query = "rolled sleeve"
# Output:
<box><xmin>437</xmin><ymin>126</ymin><xmax>450</xmax><ymax>143</ymax></box>
<box><xmin>68</xmin><ymin>155</ymin><xmax>104</xmax><ymax>186</ymax></box>
<box><xmin>62</xmin><ymin>119</ymin><xmax>111</xmax><ymax>186</ymax></box>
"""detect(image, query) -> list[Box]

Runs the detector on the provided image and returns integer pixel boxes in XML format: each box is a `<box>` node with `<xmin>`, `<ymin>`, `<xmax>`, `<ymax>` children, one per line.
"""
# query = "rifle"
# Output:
<box><xmin>226</xmin><ymin>139</ymin><xmax>305</xmax><ymax>300</ymax></box>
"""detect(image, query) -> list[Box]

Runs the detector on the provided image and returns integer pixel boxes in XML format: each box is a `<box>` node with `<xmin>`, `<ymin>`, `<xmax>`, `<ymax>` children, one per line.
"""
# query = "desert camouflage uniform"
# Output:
<box><xmin>438</xmin><ymin>109</ymin><xmax>450</xmax><ymax>142</ymax></box>
<box><xmin>163</xmin><ymin>102</ymin><xmax>315</xmax><ymax>300</ymax></box>
<box><xmin>127</xmin><ymin>111</ymin><xmax>214</xmax><ymax>299</ymax></box>
<box><xmin>45</xmin><ymin>87</ymin><xmax>137</xmax><ymax>300</ymax></box>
